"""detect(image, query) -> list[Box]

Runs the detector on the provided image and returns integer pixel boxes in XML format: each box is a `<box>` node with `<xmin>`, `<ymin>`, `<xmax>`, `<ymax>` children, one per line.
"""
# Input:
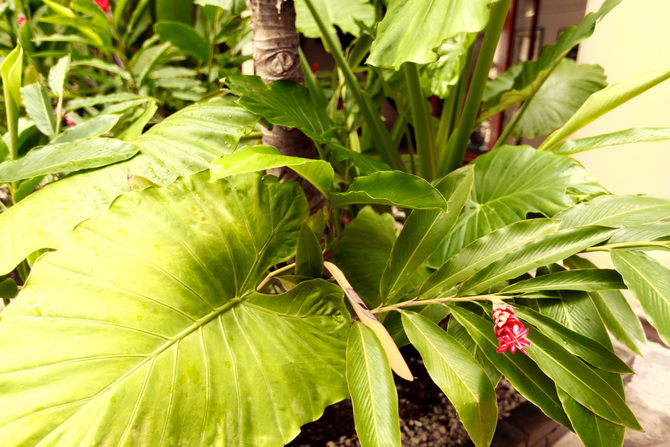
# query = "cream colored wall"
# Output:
<box><xmin>574</xmin><ymin>0</ymin><xmax>670</xmax><ymax>268</ymax></box>
<box><xmin>574</xmin><ymin>0</ymin><xmax>670</xmax><ymax>198</ymax></box>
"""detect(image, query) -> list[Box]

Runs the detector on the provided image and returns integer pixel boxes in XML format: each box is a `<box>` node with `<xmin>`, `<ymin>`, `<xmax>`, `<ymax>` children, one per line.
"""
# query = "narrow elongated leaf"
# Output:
<box><xmin>155</xmin><ymin>21</ymin><xmax>210</xmax><ymax>62</ymax></box>
<box><xmin>67</xmin><ymin>93</ymin><xmax>147</xmax><ymax>110</ymax></box>
<box><xmin>347</xmin><ymin>323</ymin><xmax>402</xmax><ymax>447</ymax></box>
<box><xmin>325</xmin><ymin>262</ymin><xmax>412</xmax><ymax>381</ymax></box>
<box><xmin>380</xmin><ymin>166</ymin><xmax>474</xmax><ymax>303</ymax></box>
<box><xmin>540</xmin><ymin>66</ymin><xmax>670</xmax><ymax>150</ymax></box>
<box><xmin>211</xmin><ymin>145</ymin><xmax>334</xmax><ymax>197</ymax></box>
<box><xmin>330</xmin><ymin>171</ymin><xmax>447</xmax><ymax>210</ymax></box>
<box><xmin>447</xmin><ymin>316</ymin><xmax>501</xmax><ymax>386</ymax></box>
<box><xmin>512</xmin><ymin>60</ymin><xmax>607</xmax><ymax>139</ymax></box>
<box><xmin>480</xmin><ymin>0</ymin><xmax>621</xmax><ymax>122</ymax></box>
<box><xmin>334</xmin><ymin>207</ymin><xmax>397</xmax><ymax>307</ymax></box>
<box><xmin>295</xmin><ymin>0</ymin><xmax>374</xmax><ymax>38</ymax></box>
<box><xmin>0</xmin><ymin>172</ymin><xmax>350</xmax><ymax>446</ymax></box>
<box><xmin>0</xmin><ymin>278</ymin><xmax>18</xmax><ymax>299</ymax></box>
<box><xmin>0</xmin><ymin>139</ymin><xmax>139</xmax><ymax>183</ymax></box>
<box><xmin>450</xmin><ymin>306</ymin><xmax>572</xmax><ymax>428</ymax></box>
<box><xmin>460</xmin><ymin>226</ymin><xmax>616</xmax><ymax>295</ymax></box>
<box><xmin>0</xmin><ymin>98</ymin><xmax>258</xmax><ymax>275</ymax></box>
<box><xmin>402</xmin><ymin>311</ymin><xmax>497</xmax><ymax>447</ymax></box>
<box><xmin>501</xmin><ymin>269</ymin><xmax>625</xmax><ymax>295</ymax></box>
<box><xmin>436</xmin><ymin>146</ymin><xmax>605</xmax><ymax>263</ymax></box>
<box><xmin>513</xmin><ymin>307</ymin><xmax>631</xmax><ymax>374</ymax></box>
<box><xmin>552</xmin><ymin>127</ymin><xmax>670</xmax><ymax>155</ymax></box>
<box><xmin>53</xmin><ymin>115</ymin><xmax>121</xmax><ymax>144</ymax></box>
<box><xmin>423</xmin><ymin>219</ymin><xmax>561</xmax><ymax>296</ymax></box>
<box><xmin>558</xmin><ymin>388</ymin><xmax>626</xmax><ymax>447</ymax></box>
<box><xmin>611</xmin><ymin>250</ymin><xmax>670</xmax><ymax>346</ymax></box>
<box><xmin>21</xmin><ymin>84</ymin><xmax>57</xmax><ymax>139</ymax></box>
<box><xmin>1</xmin><ymin>46</ymin><xmax>22</xmax><ymax>157</ymax></box>
<box><xmin>367</xmin><ymin>0</ymin><xmax>491</xmax><ymax>69</ymax></box>
<box><xmin>225</xmin><ymin>73</ymin><xmax>334</xmax><ymax>141</ymax></box>
<box><xmin>295</xmin><ymin>222</ymin><xmax>324</xmax><ymax>279</ymax></box>
<box><xmin>557</xmin><ymin>195</ymin><xmax>670</xmax><ymax>228</ymax></box>
<box><xmin>564</xmin><ymin>256</ymin><xmax>645</xmax><ymax>355</ymax></box>
<box><xmin>526</xmin><ymin>329</ymin><xmax>640</xmax><ymax>429</ymax></box>
<box><xmin>48</xmin><ymin>54</ymin><xmax>70</xmax><ymax>99</ymax></box>
<box><xmin>117</xmin><ymin>102</ymin><xmax>158</xmax><ymax>141</ymax></box>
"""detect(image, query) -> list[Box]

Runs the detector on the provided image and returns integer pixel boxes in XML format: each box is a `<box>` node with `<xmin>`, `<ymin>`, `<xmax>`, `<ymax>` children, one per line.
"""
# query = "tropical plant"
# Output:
<box><xmin>1</xmin><ymin>0</ymin><xmax>670</xmax><ymax>446</ymax></box>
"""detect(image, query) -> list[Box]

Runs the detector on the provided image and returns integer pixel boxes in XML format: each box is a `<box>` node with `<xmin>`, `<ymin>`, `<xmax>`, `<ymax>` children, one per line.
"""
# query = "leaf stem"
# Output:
<box><xmin>256</xmin><ymin>262</ymin><xmax>296</xmax><ymax>291</ymax></box>
<box><xmin>493</xmin><ymin>100</ymin><xmax>530</xmax><ymax>149</ymax></box>
<box><xmin>373</xmin><ymin>294</ymin><xmax>498</xmax><ymax>315</ymax></box>
<box><xmin>302</xmin><ymin>0</ymin><xmax>404</xmax><ymax>171</ymax></box>
<box><xmin>404</xmin><ymin>62</ymin><xmax>436</xmax><ymax>179</ymax></box>
<box><xmin>437</xmin><ymin>0</ymin><xmax>512</xmax><ymax>175</ymax></box>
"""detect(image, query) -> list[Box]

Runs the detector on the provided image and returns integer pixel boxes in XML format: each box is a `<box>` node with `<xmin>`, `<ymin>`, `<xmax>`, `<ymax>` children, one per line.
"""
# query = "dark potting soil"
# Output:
<box><xmin>288</xmin><ymin>351</ymin><xmax>526</xmax><ymax>447</ymax></box>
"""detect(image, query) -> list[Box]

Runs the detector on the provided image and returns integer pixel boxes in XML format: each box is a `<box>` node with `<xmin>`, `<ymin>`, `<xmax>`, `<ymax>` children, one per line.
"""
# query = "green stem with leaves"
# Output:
<box><xmin>437</xmin><ymin>0</ymin><xmax>512</xmax><ymax>175</ymax></box>
<box><xmin>373</xmin><ymin>294</ymin><xmax>498</xmax><ymax>315</ymax></box>
<box><xmin>302</xmin><ymin>0</ymin><xmax>404</xmax><ymax>171</ymax></box>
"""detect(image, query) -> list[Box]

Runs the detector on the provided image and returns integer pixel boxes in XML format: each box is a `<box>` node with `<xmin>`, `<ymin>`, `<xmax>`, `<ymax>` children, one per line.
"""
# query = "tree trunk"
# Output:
<box><xmin>247</xmin><ymin>0</ymin><xmax>325</xmax><ymax>213</ymax></box>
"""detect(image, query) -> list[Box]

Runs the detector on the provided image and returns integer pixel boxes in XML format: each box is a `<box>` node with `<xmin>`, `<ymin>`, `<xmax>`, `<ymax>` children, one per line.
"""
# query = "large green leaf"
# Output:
<box><xmin>564</xmin><ymin>256</ymin><xmax>645</xmax><ymax>355</ymax></box>
<box><xmin>552</xmin><ymin>127</ymin><xmax>670</xmax><ymax>155</ymax></box>
<box><xmin>611</xmin><ymin>250</ymin><xmax>670</xmax><ymax>346</ymax></box>
<box><xmin>225</xmin><ymin>73</ymin><xmax>333</xmax><ymax>141</ymax></box>
<box><xmin>330</xmin><ymin>171</ymin><xmax>448</xmax><ymax>210</ymax></box>
<box><xmin>479</xmin><ymin>0</ymin><xmax>621</xmax><ymax>122</ymax></box>
<box><xmin>540</xmin><ymin>66</ymin><xmax>670</xmax><ymax>150</ymax></box>
<box><xmin>513</xmin><ymin>307</ymin><xmax>631</xmax><ymax>374</ymax></box>
<box><xmin>346</xmin><ymin>323</ymin><xmax>401</xmax><ymax>447</ymax></box>
<box><xmin>556</xmin><ymin>195</ymin><xmax>670</xmax><ymax>228</ymax></box>
<box><xmin>0</xmin><ymin>98</ymin><xmax>258</xmax><ymax>275</ymax></box>
<box><xmin>511</xmin><ymin>60</ymin><xmax>606</xmax><ymax>139</ymax></box>
<box><xmin>423</xmin><ymin>219</ymin><xmax>561</xmax><ymax>294</ymax></box>
<box><xmin>421</xmin><ymin>32</ymin><xmax>477</xmax><ymax>98</ymax></box>
<box><xmin>380</xmin><ymin>166</ymin><xmax>474</xmax><ymax>303</ymax></box>
<box><xmin>526</xmin><ymin>329</ymin><xmax>640</xmax><ymax>429</ymax></box>
<box><xmin>459</xmin><ymin>226</ymin><xmax>616</xmax><ymax>295</ymax></box>
<box><xmin>435</xmin><ymin>146</ymin><xmax>605</xmax><ymax>263</ymax></box>
<box><xmin>0</xmin><ymin>139</ymin><xmax>139</xmax><ymax>183</ymax></box>
<box><xmin>211</xmin><ymin>145</ymin><xmax>334</xmax><ymax>197</ymax></box>
<box><xmin>367</xmin><ymin>0</ymin><xmax>491</xmax><ymax>69</ymax></box>
<box><xmin>0</xmin><ymin>172</ymin><xmax>349</xmax><ymax>446</ymax></box>
<box><xmin>333</xmin><ymin>207</ymin><xmax>397</xmax><ymax>307</ymax></box>
<box><xmin>402</xmin><ymin>311</ymin><xmax>497</xmax><ymax>447</ymax></box>
<box><xmin>449</xmin><ymin>306</ymin><xmax>572</xmax><ymax>428</ymax></box>
<box><xmin>295</xmin><ymin>0</ymin><xmax>375</xmax><ymax>38</ymax></box>
<box><xmin>155</xmin><ymin>21</ymin><xmax>210</xmax><ymax>62</ymax></box>
<box><xmin>21</xmin><ymin>84</ymin><xmax>57</xmax><ymax>139</ymax></box>
<box><xmin>558</xmin><ymin>388</ymin><xmax>625</xmax><ymax>447</ymax></box>
<box><xmin>501</xmin><ymin>269</ymin><xmax>625</xmax><ymax>295</ymax></box>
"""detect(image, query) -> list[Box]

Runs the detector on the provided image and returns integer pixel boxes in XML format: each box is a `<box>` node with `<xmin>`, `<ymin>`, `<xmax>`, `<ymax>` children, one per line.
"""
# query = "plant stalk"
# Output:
<box><xmin>493</xmin><ymin>99</ymin><xmax>530</xmax><ymax>149</ymax></box>
<box><xmin>437</xmin><ymin>0</ymin><xmax>512</xmax><ymax>175</ymax></box>
<box><xmin>404</xmin><ymin>62</ymin><xmax>436</xmax><ymax>179</ymax></box>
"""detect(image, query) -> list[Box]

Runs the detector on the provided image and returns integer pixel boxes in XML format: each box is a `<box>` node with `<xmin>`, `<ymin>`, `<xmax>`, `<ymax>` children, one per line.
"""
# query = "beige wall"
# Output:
<box><xmin>573</xmin><ymin>0</ymin><xmax>670</xmax><ymax>198</ymax></box>
<box><xmin>574</xmin><ymin>0</ymin><xmax>670</xmax><ymax>267</ymax></box>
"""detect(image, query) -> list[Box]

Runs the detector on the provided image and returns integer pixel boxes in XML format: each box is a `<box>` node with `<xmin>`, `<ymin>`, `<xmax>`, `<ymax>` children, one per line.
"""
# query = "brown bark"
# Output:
<box><xmin>247</xmin><ymin>0</ymin><xmax>326</xmax><ymax>213</ymax></box>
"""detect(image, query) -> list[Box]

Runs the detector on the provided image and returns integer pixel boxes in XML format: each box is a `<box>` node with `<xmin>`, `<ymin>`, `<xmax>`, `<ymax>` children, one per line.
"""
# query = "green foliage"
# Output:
<box><xmin>1</xmin><ymin>0</ymin><xmax>670</xmax><ymax>445</ymax></box>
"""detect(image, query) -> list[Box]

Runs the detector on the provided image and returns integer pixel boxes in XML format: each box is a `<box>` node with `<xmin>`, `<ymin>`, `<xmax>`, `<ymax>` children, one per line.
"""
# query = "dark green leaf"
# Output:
<box><xmin>460</xmin><ymin>226</ymin><xmax>616</xmax><ymax>295</ymax></box>
<box><xmin>501</xmin><ymin>269</ymin><xmax>625</xmax><ymax>294</ymax></box>
<box><xmin>296</xmin><ymin>222</ymin><xmax>324</xmax><ymax>279</ymax></box>
<box><xmin>330</xmin><ymin>171</ymin><xmax>448</xmax><ymax>210</ymax></box>
<box><xmin>347</xmin><ymin>323</ymin><xmax>402</xmax><ymax>447</ymax></box>
<box><xmin>334</xmin><ymin>207</ymin><xmax>397</xmax><ymax>307</ymax></box>
<box><xmin>155</xmin><ymin>21</ymin><xmax>210</xmax><ymax>62</ymax></box>
<box><xmin>402</xmin><ymin>311</ymin><xmax>497</xmax><ymax>447</ymax></box>
<box><xmin>0</xmin><ymin>278</ymin><xmax>18</xmax><ymax>299</ymax></box>
<box><xmin>450</xmin><ymin>306</ymin><xmax>572</xmax><ymax>428</ymax></box>
<box><xmin>558</xmin><ymin>388</ymin><xmax>625</xmax><ymax>447</ymax></box>
<box><xmin>380</xmin><ymin>166</ymin><xmax>474</xmax><ymax>303</ymax></box>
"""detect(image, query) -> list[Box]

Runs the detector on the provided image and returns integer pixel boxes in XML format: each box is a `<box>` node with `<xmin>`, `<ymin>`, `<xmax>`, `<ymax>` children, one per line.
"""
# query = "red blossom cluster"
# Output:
<box><xmin>16</xmin><ymin>14</ymin><xmax>27</xmax><ymax>27</ymax></box>
<box><xmin>492</xmin><ymin>302</ymin><xmax>530</xmax><ymax>355</ymax></box>
<box><xmin>95</xmin><ymin>0</ymin><xmax>110</xmax><ymax>13</ymax></box>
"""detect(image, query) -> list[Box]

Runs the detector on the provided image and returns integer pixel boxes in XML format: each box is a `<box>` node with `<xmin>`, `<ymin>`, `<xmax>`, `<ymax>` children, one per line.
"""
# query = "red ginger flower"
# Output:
<box><xmin>95</xmin><ymin>0</ymin><xmax>110</xmax><ymax>12</ymax></box>
<box><xmin>16</xmin><ymin>14</ymin><xmax>27</xmax><ymax>27</ymax></box>
<box><xmin>492</xmin><ymin>302</ymin><xmax>530</xmax><ymax>355</ymax></box>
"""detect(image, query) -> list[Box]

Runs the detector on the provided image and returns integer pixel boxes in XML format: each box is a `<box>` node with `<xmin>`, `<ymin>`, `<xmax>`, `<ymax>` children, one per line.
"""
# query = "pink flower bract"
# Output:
<box><xmin>492</xmin><ymin>302</ymin><xmax>530</xmax><ymax>355</ymax></box>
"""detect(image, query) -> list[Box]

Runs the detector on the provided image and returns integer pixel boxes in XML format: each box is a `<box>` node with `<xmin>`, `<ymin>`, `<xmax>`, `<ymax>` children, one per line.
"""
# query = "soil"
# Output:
<box><xmin>288</xmin><ymin>348</ymin><xmax>526</xmax><ymax>447</ymax></box>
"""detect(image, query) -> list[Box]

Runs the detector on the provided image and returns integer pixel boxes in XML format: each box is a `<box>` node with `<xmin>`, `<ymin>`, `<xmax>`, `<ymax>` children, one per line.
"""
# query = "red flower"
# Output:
<box><xmin>64</xmin><ymin>114</ymin><xmax>78</xmax><ymax>126</ymax></box>
<box><xmin>94</xmin><ymin>0</ymin><xmax>110</xmax><ymax>13</ymax></box>
<box><xmin>492</xmin><ymin>302</ymin><xmax>530</xmax><ymax>355</ymax></box>
<box><xmin>16</xmin><ymin>14</ymin><xmax>27</xmax><ymax>27</ymax></box>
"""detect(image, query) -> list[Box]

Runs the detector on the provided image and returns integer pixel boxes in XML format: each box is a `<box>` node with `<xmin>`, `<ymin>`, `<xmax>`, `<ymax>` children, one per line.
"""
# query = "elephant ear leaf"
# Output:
<box><xmin>0</xmin><ymin>172</ymin><xmax>349</xmax><ymax>446</ymax></box>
